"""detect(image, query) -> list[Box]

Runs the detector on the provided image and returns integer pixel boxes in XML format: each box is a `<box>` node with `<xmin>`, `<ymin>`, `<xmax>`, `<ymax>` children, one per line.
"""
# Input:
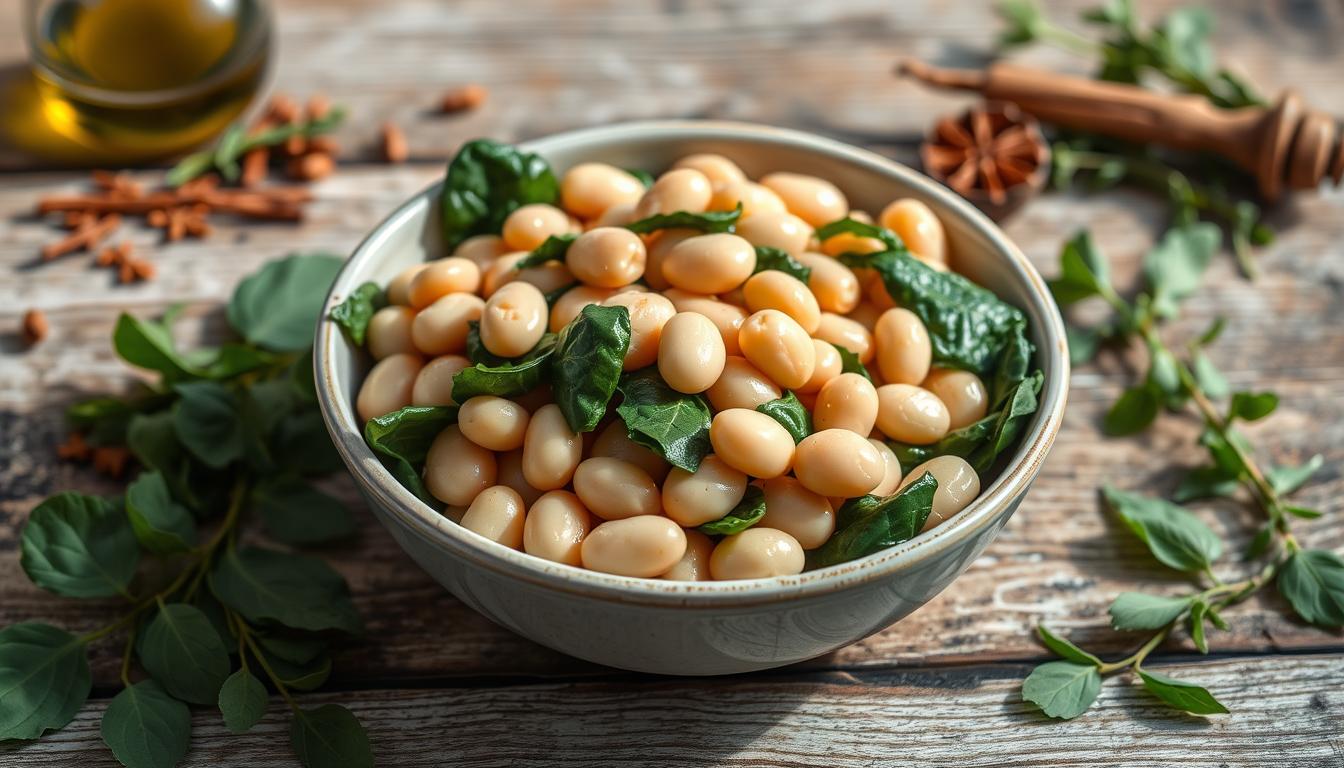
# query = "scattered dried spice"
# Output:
<box><xmin>921</xmin><ymin>101</ymin><xmax>1048</xmax><ymax>218</ymax></box>
<box><xmin>22</xmin><ymin>309</ymin><xmax>49</xmax><ymax>346</ymax></box>
<box><xmin>439</xmin><ymin>83</ymin><xmax>488</xmax><ymax>114</ymax></box>
<box><xmin>380</xmin><ymin>121</ymin><xmax>408</xmax><ymax>164</ymax></box>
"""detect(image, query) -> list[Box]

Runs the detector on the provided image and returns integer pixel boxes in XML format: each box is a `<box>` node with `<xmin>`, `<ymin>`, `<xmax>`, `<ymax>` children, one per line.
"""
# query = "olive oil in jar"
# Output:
<box><xmin>26</xmin><ymin>0</ymin><xmax>271</xmax><ymax>159</ymax></box>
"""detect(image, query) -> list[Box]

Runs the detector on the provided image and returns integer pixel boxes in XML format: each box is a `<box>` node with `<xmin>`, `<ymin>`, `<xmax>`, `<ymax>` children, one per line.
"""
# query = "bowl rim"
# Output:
<box><xmin>315</xmin><ymin>119</ymin><xmax>1068</xmax><ymax>609</ymax></box>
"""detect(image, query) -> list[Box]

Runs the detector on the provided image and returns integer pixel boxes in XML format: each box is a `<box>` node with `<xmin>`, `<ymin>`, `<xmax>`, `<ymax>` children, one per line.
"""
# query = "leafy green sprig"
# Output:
<box><xmin>1</xmin><ymin>255</ymin><xmax>374</xmax><ymax>767</ymax></box>
<box><xmin>1023</xmin><ymin>230</ymin><xmax>1339</xmax><ymax>720</ymax></box>
<box><xmin>166</xmin><ymin>107</ymin><xmax>347</xmax><ymax>187</ymax></box>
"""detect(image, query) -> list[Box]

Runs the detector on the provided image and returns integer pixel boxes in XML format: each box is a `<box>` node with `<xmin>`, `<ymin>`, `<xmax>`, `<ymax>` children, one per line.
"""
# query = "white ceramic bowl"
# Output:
<box><xmin>315</xmin><ymin>121</ymin><xmax>1068</xmax><ymax>675</ymax></box>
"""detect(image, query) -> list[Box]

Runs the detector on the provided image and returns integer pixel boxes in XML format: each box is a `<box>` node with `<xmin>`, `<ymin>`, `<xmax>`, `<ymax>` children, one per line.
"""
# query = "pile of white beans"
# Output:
<box><xmin>355</xmin><ymin>154</ymin><xmax>989</xmax><ymax>581</ymax></box>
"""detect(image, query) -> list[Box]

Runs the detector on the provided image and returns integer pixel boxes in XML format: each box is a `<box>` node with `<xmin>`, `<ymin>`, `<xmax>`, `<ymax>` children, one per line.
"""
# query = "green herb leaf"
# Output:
<box><xmin>210</xmin><ymin>547</ymin><xmax>364</xmax><ymax>635</ymax></box>
<box><xmin>1102</xmin><ymin>486</ymin><xmax>1222</xmax><ymax>572</ymax></box>
<box><xmin>1284</xmin><ymin>505</ymin><xmax>1323</xmax><ymax>520</ymax></box>
<box><xmin>1200</xmin><ymin>427</ymin><xmax>1252</xmax><ymax>479</ymax></box>
<box><xmin>1189</xmin><ymin>599</ymin><xmax>1210</xmax><ymax>653</ymax></box>
<box><xmin>139</xmin><ymin>603</ymin><xmax>232</xmax><ymax>705</ymax></box>
<box><xmin>814</xmin><ymin>218</ymin><xmax>902</xmax><ymax>251</ymax></box>
<box><xmin>1277</xmin><ymin>549</ymin><xmax>1344</xmax><ymax>627</ymax></box>
<box><xmin>255</xmin><ymin>477</ymin><xmax>357</xmax><ymax>545</ymax></box>
<box><xmin>20</xmin><ymin>492</ymin><xmax>138</xmax><ymax>598</ymax></box>
<box><xmin>218</xmin><ymin>669</ymin><xmax>268</xmax><ymax>734</ymax></box>
<box><xmin>1190</xmin><ymin>351</ymin><xmax>1229</xmax><ymax>399</ymax></box>
<box><xmin>1108</xmin><ymin>592</ymin><xmax>1192</xmax><ymax>630</ymax></box>
<box><xmin>755</xmin><ymin>391</ymin><xmax>812</xmax><ymax>443</ymax></box>
<box><xmin>100</xmin><ymin>680</ymin><xmax>192</xmax><ymax>768</ymax></box>
<box><xmin>440</xmin><ymin>139</ymin><xmax>560</xmax><ymax>249</ymax></box>
<box><xmin>0</xmin><ymin>623</ymin><xmax>91</xmax><ymax>740</ymax></box>
<box><xmin>698</xmin><ymin>486</ymin><xmax>766</xmax><ymax>536</ymax></box>
<box><xmin>229</xmin><ymin>254</ymin><xmax>345</xmax><ymax>352</ymax></box>
<box><xmin>1226</xmin><ymin>391</ymin><xmax>1278</xmax><ymax>422</ymax></box>
<box><xmin>1143</xmin><ymin>223</ymin><xmax>1220</xmax><ymax>318</ymax></box>
<box><xmin>552</xmin><ymin>304</ymin><xmax>631</xmax><ymax>433</ymax></box>
<box><xmin>126</xmin><ymin>472</ymin><xmax>197</xmax><ymax>554</ymax></box>
<box><xmin>1103</xmin><ymin>383</ymin><xmax>1161</xmax><ymax>436</ymax></box>
<box><xmin>1267</xmin><ymin>455</ymin><xmax>1323</xmax><ymax>495</ymax></box>
<box><xmin>113</xmin><ymin>312</ymin><xmax>201</xmax><ymax>382</ymax></box>
<box><xmin>829</xmin><ymin>342</ymin><xmax>872</xmax><ymax>381</ymax></box>
<box><xmin>625</xmin><ymin>167</ymin><xmax>655</xmax><ymax>188</ymax></box>
<box><xmin>1021</xmin><ymin>661</ymin><xmax>1101</xmax><ymax>720</ymax></box>
<box><xmin>452</xmin><ymin>335</ymin><xmax>557</xmax><ymax>402</ymax></box>
<box><xmin>515</xmin><ymin>233</ymin><xmax>577</xmax><ymax>269</ymax></box>
<box><xmin>127</xmin><ymin>412</ymin><xmax>207</xmax><ymax>513</ymax></box>
<box><xmin>1035</xmin><ymin>625</ymin><xmax>1102</xmax><ymax>667</ymax></box>
<box><xmin>625</xmin><ymin>204</ymin><xmax>742</xmax><ymax>234</ymax></box>
<box><xmin>258</xmin><ymin>635</ymin><xmax>328</xmax><ymax>666</ymax></box>
<box><xmin>290</xmin><ymin>704</ymin><xmax>375</xmax><ymax>768</ymax></box>
<box><xmin>363</xmin><ymin>405</ymin><xmax>460</xmax><ymax>505</ymax></box>
<box><xmin>1172</xmin><ymin>465</ymin><xmax>1239</xmax><ymax>503</ymax></box>
<box><xmin>67</xmin><ymin>396</ymin><xmax>143</xmax><ymax>446</ymax></box>
<box><xmin>328</xmin><ymin>282</ymin><xmax>387</xmax><ymax>347</ymax></box>
<box><xmin>173</xmin><ymin>381</ymin><xmax>247</xmax><ymax>469</ymax></box>
<box><xmin>1065</xmin><ymin>324</ymin><xmax>1102</xmax><ymax>365</ymax></box>
<box><xmin>842</xmin><ymin>249</ymin><xmax>1029</xmax><ymax>376</ymax></box>
<box><xmin>808</xmin><ymin>472</ymin><xmax>937</xmax><ymax>568</ymax></box>
<box><xmin>1048</xmin><ymin>231</ymin><xmax>1111</xmax><ymax>306</ymax></box>
<box><xmin>752</xmin><ymin>246</ymin><xmax>812</xmax><ymax>282</ymax></box>
<box><xmin>613</xmin><ymin>371</ymin><xmax>712</xmax><ymax>472</ymax></box>
<box><xmin>1137</xmin><ymin>669</ymin><xmax>1228</xmax><ymax>715</ymax></box>
<box><xmin>265</xmin><ymin>653</ymin><xmax>333</xmax><ymax>692</ymax></box>
<box><xmin>997</xmin><ymin>0</ymin><xmax>1045</xmax><ymax>46</ymax></box>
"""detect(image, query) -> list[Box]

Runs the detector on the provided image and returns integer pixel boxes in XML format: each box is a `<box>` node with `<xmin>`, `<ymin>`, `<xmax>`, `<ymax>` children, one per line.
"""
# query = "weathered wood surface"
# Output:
<box><xmin>1</xmin><ymin>0</ymin><xmax>1343</xmax><ymax>765</ymax></box>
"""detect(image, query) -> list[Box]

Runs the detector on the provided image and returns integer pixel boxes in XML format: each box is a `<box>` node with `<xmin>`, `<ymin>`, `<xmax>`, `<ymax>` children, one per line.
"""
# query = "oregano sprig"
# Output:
<box><xmin>1</xmin><ymin>254</ymin><xmax>374</xmax><ymax>766</ymax></box>
<box><xmin>1022</xmin><ymin>231</ymin><xmax>1338</xmax><ymax>721</ymax></box>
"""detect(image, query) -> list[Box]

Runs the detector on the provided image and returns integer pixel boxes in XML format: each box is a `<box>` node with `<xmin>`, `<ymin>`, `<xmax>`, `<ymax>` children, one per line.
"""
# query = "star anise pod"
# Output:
<box><xmin>921</xmin><ymin>101</ymin><xmax>1048</xmax><ymax>218</ymax></box>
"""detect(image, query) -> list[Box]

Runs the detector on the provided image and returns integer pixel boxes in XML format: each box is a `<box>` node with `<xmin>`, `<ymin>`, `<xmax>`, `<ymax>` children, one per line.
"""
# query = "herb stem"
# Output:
<box><xmin>237</xmin><ymin>615</ymin><xmax>298</xmax><ymax>712</ymax></box>
<box><xmin>1036</xmin><ymin>22</ymin><xmax>1101</xmax><ymax>56</ymax></box>
<box><xmin>119</xmin><ymin>623</ymin><xmax>137</xmax><ymax>687</ymax></box>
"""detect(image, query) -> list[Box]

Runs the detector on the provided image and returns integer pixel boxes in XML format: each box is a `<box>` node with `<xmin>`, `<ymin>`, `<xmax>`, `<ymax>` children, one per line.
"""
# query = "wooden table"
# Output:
<box><xmin>2</xmin><ymin>1</ymin><xmax>1342</xmax><ymax>765</ymax></box>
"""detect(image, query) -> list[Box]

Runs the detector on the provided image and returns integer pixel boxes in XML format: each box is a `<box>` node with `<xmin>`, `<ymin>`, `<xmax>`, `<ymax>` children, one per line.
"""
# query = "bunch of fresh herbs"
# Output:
<box><xmin>1</xmin><ymin>254</ymin><xmax>373</xmax><ymax>767</ymax></box>
<box><xmin>997</xmin><ymin>0</ymin><xmax>1274</xmax><ymax>277</ymax></box>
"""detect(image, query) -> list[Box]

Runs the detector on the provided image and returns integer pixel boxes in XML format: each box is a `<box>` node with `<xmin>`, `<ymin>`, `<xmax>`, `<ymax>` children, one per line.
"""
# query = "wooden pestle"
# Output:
<box><xmin>899</xmin><ymin>58</ymin><xmax>1344</xmax><ymax>201</ymax></box>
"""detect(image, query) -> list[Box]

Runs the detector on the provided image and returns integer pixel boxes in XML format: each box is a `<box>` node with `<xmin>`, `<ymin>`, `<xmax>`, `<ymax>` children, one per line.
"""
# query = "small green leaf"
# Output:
<box><xmin>173</xmin><ymin>381</ymin><xmax>247</xmax><ymax>469</ymax></box>
<box><xmin>100</xmin><ymin>680</ymin><xmax>192</xmax><ymax>768</ymax></box>
<box><xmin>112</xmin><ymin>312</ymin><xmax>200</xmax><ymax>382</ymax></box>
<box><xmin>258</xmin><ymin>635</ymin><xmax>327</xmax><ymax>666</ymax></box>
<box><xmin>698</xmin><ymin>486</ymin><xmax>767</xmax><ymax>536</ymax></box>
<box><xmin>514</xmin><ymin>233</ymin><xmax>577</xmax><ymax>269</ymax></box>
<box><xmin>1172</xmin><ymin>465</ymin><xmax>1239</xmax><ymax>503</ymax></box>
<box><xmin>265</xmin><ymin>652</ymin><xmax>333</xmax><ymax>692</ymax></box>
<box><xmin>1021</xmin><ymin>661</ymin><xmax>1101</xmax><ymax>720</ymax></box>
<box><xmin>1108</xmin><ymin>592</ymin><xmax>1192</xmax><ymax>630</ymax></box>
<box><xmin>551</xmin><ymin>304</ymin><xmax>631</xmax><ymax>433</ymax></box>
<box><xmin>328</xmin><ymin>282</ymin><xmax>386</xmax><ymax>347</ymax></box>
<box><xmin>614</xmin><ymin>371</ymin><xmax>712</xmax><ymax>473</ymax></box>
<box><xmin>0</xmin><ymin>623</ymin><xmax>91</xmax><ymax>740</ymax></box>
<box><xmin>1277</xmin><ymin>549</ymin><xmax>1344</xmax><ymax>627</ymax></box>
<box><xmin>1048</xmin><ymin>231</ymin><xmax>1111</xmax><ymax>306</ymax></box>
<box><xmin>1227</xmin><ymin>391</ymin><xmax>1278</xmax><ymax>422</ymax></box>
<box><xmin>1190</xmin><ymin>351</ymin><xmax>1229</xmax><ymax>399</ymax></box>
<box><xmin>814</xmin><ymin>217</ymin><xmax>901</xmax><ymax>252</ymax></box>
<box><xmin>1137</xmin><ymin>669</ymin><xmax>1228</xmax><ymax>715</ymax></box>
<box><xmin>20</xmin><ymin>492</ymin><xmax>139</xmax><ymax>598</ymax></box>
<box><xmin>1065</xmin><ymin>324</ymin><xmax>1103</xmax><ymax>365</ymax></box>
<box><xmin>255</xmin><ymin>477</ymin><xmax>357</xmax><ymax>546</ymax></box>
<box><xmin>452</xmin><ymin>335</ymin><xmax>556</xmax><ymax>402</ymax></box>
<box><xmin>290</xmin><ymin>704</ymin><xmax>374</xmax><ymax>768</ymax></box>
<box><xmin>1195</xmin><ymin>316</ymin><xmax>1227</xmax><ymax>347</ymax></box>
<box><xmin>228</xmin><ymin>254</ymin><xmax>345</xmax><ymax>352</ymax></box>
<box><xmin>1146</xmin><ymin>339</ymin><xmax>1181</xmax><ymax>398</ymax></box>
<box><xmin>218</xmin><ymin>669</ymin><xmax>268</xmax><ymax>733</ymax></box>
<box><xmin>625</xmin><ymin>204</ymin><xmax>742</xmax><ymax>234</ymax></box>
<box><xmin>1244</xmin><ymin>524</ymin><xmax>1273</xmax><ymax>560</ymax></box>
<box><xmin>126</xmin><ymin>472</ymin><xmax>196</xmax><ymax>554</ymax></box>
<box><xmin>139</xmin><ymin>603</ymin><xmax>232</xmax><ymax>705</ymax></box>
<box><xmin>1103</xmin><ymin>486</ymin><xmax>1222</xmax><ymax>572</ymax></box>
<box><xmin>210</xmin><ymin>547</ymin><xmax>364</xmax><ymax>635</ymax></box>
<box><xmin>1189</xmin><ymin>600</ymin><xmax>1210</xmax><ymax>653</ymax></box>
<box><xmin>752</xmin><ymin>246</ymin><xmax>812</xmax><ymax>282</ymax></box>
<box><xmin>829</xmin><ymin>342</ymin><xmax>872</xmax><ymax>381</ymax></box>
<box><xmin>363</xmin><ymin>405</ymin><xmax>460</xmax><ymax>505</ymax></box>
<box><xmin>1267</xmin><ymin>454</ymin><xmax>1323</xmax><ymax>495</ymax></box>
<box><xmin>755</xmin><ymin>392</ymin><xmax>812</xmax><ymax>443</ymax></box>
<box><xmin>1144</xmin><ymin>223</ymin><xmax>1220</xmax><ymax>318</ymax></box>
<box><xmin>1103</xmin><ymin>384</ymin><xmax>1161</xmax><ymax>436</ymax></box>
<box><xmin>1035</xmin><ymin>626</ymin><xmax>1101</xmax><ymax>666</ymax></box>
<box><xmin>1284</xmin><ymin>505</ymin><xmax>1323</xmax><ymax>520</ymax></box>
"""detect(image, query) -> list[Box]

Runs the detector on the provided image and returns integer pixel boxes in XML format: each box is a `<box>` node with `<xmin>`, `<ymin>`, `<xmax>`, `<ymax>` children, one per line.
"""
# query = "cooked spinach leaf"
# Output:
<box><xmin>891</xmin><ymin>369</ymin><xmax>1043</xmax><ymax>473</ymax></box>
<box><xmin>614</xmin><ymin>370</ymin><xmax>713</xmax><ymax>472</ymax></box>
<box><xmin>363</xmin><ymin>406</ymin><xmax>459</xmax><ymax>505</ymax></box>
<box><xmin>328</xmin><ymin>282</ymin><xmax>386</xmax><ymax>347</ymax></box>
<box><xmin>514</xmin><ymin>233</ymin><xmax>577</xmax><ymax>269</ymax></box>
<box><xmin>698</xmin><ymin>486</ymin><xmax>766</xmax><ymax>536</ymax></box>
<box><xmin>552</xmin><ymin>304</ymin><xmax>631</xmax><ymax>433</ymax></box>
<box><xmin>814</xmin><ymin>217</ymin><xmax>902</xmax><ymax>251</ymax></box>
<box><xmin>752</xmin><ymin>246</ymin><xmax>812</xmax><ymax>282</ymax></box>
<box><xmin>625</xmin><ymin>168</ymin><xmax>655</xmax><ymax>188</ymax></box>
<box><xmin>829</xmin><ymin>342</ymin><xmax>872</xmax><ymax>382</ymax></box>
<box><xmin>840</xmin><ymin>249</ymin><xmax>1030</xmax><ymax>377</ymax></box>
<box><xmin>625</xmin><ymin>203</ymin><xmax>742</xmax><ymax>234</ymax></box>
<box><xmin>440</xmin><ymin>139</ymin><xmax>560</xmax><ymax>249</ymax></box>
<box><xmin>808</xmin><ymin>472</ymin><xmax>938</xmax><ymax>568</ymax></box>
<box><xmin>756</xmin><ymin>391</ymin><xmax>811</xmax><ymax>443</ymax></box>
<box><xmin>453</xmin><ymin>335</ymin><xmax>557</xmax><ymax>402</ymax></box>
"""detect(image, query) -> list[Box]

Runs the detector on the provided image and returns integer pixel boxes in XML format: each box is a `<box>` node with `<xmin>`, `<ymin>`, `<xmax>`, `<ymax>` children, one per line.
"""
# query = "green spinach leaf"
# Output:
<box><xmin>125</xmin><ymin>471</ymin><xmax>196</xmax><ymax>554</ymax></box>
<box><xmin>209</xmin><ymin>547</ymin><xmax>363</xmax><ymax>635</ymax></box>
<box><xmin>218</xmin><ymin>669</ymin><xmax>268</xmax><ymax>734</ymax></box>
<box><xmin>614</xmin><ymin>370</ymin><xmax>713</xmax><ymax>472</ymax></box>
<box><xmin>808</xmin><ymin>472</ymin><xmax>937</xmax><ymax>568</ymax></box>
<box><xmin>228</xmin><ymin>254</ymin><xmax>345</xmax><ymax>352</ymax></box>
<box><xmin>756</xmin><ymin>391</ymin><xmax>811</xmax><ymax>443</ymax></box>
<box><xmin>514</xmin><ymin>233</ymin><xmax>577</xmax><ymax>269</ymax></box>
<box><xmin>363</xmin><ymin>405</ymin><xmax>459</xmax><ymax>505</ymax></box>
<box><xmin>1102</xmin><ymin>486</ymin><xmax>1222</xmax><ymax>572</ymax></box>
<box><xmin>328</xmin><ymin>282</ymin><xmax>386</xmax><ymax>347</ymax></box>
<box><xmin>100</xmin><ymin>680</ymin><xmax>191</xmax><ymax>768</ymax></box>
<box><xmin>453</xmin><ymin>334</ymin><xmax>557</xmax><ymax>401</ymax></box>
<box><xmin>20</xmin><ymin>493</ymin><xmax>138</xmax><ymax>598</ymax></box>
<box><xmin>829</xmin><ymin>342</ymin><xmax>872</xmax><ymax>382</ymax></box>
<box><xmin>290</xmin><ymin>704</ymin><xmax>375</xmax><ymax>768</ymax></box>
<box><xmin>255</xmin><ymin>477</ymin><xmax>357</xmax><ymax>545</ymax></box>
<box><xmin>698</xmin><ymin>486</ymin><xmax>766</xmax><ymax>536</ymax></box>
<box><xmin>625</xmin><ymin>204</ymin><xmax>742</xmax><ymax>234</ymax></box>
<box><xmin>752</xmin><ymin>246</ymin><xmax>811</xmax><ymax>282</ymax></box>
<box><xmin>552</xmin><ymin>304</ymin><xmax>631</xmax><ymax>433</ymax></box>
<box><xmin>0</xmin><ymin>623</ymin><xmax>91</xmax><ymax>740</ymax></box>
<box><xmin>440</xmin><ymin>139</ymin><xmax>560</xmax><ymax>249</ymax></box>
<box><xmin>139</xmin><ymin>603</ymin><xmax>231</xmax><ymax>705</ymax></box>
<box><xmin>814</xmin><ymin>217</ymin><xmax>902</xmax><ymax>251</ymax></box>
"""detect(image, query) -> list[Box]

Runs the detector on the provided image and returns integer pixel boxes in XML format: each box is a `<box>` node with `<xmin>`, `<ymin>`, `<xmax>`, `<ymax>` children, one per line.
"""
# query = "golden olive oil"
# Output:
<box><xmin>29</xmin><ymin>0</ymin><xmax>270</xmax><ymax>159</ymax></box>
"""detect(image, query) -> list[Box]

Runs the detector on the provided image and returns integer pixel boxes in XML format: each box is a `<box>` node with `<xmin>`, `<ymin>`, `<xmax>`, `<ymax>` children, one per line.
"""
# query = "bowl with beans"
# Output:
<box><xmin>315</xmin><ymin>121</ymin><xmax>1067</xmax><ymax>675</ymax></box>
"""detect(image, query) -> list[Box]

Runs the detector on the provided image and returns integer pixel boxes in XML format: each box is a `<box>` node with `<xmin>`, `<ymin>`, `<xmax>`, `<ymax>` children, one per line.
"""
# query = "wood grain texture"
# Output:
<box><xmin>1</xmin><ymin>0</ymin><xmax>1343</xmax><ymax>765</ymax></box>
<box><xmin>3</xmin><ymin>655</ymin><xmax>1343</xmax><ymax>767</ymax></box>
